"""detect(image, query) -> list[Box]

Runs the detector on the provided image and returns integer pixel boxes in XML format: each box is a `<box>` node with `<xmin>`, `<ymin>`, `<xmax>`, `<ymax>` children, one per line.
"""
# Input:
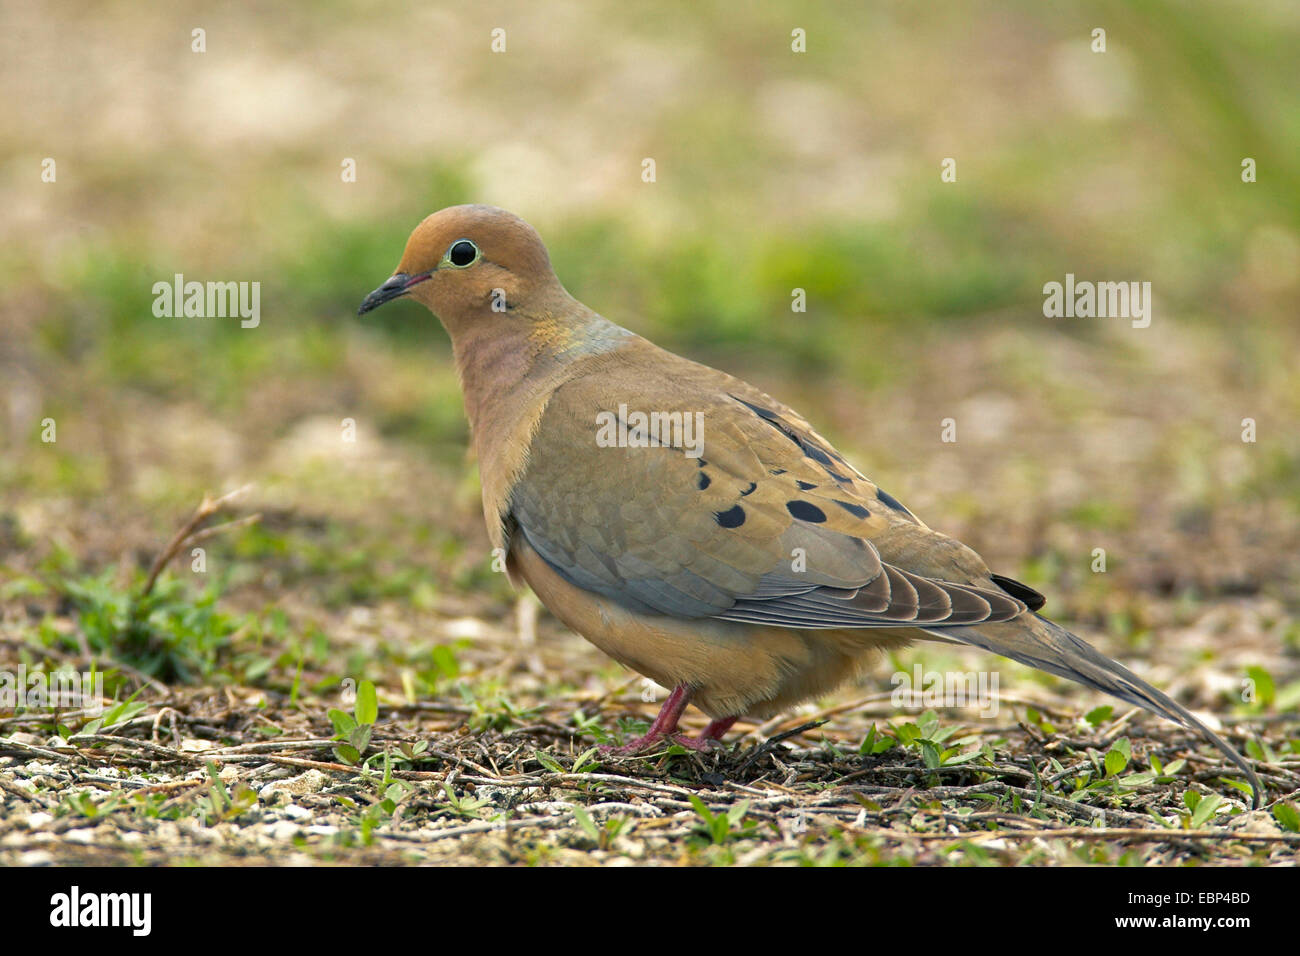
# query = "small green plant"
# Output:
<box><xmin>573</xmin><ymin>806</ymin><xmax>630</xmax><ymax>851</ymax></box>
<box><xmin>859</xmin><ymin>723</ymin><xmax>895</xmax><ymax>755</ymax></box>
<box><xmin>1179</xmin><ymin>791</ymin><xmax>1225</xmax><ymax>829</ymax></box>
<box><xmin>71</xmin><ymin>688</ymin><xmax>148</xmax><ymax>738</ymax></box>
<box><xmin>534</xmin><ymin>746</ymin><xmax>602</xmax><ymax>774</ymax></box>
<box><xmin>569</xmin><ymin>709</ymin><xmax>605</xmax><ymax>740</ymax></box>
<box><xmin>442</xmin><ymin>783</ymin><xmax>492</xmax><ymax>820</ymax></box>
<box><xmin>393</xmin><ymin>738</ymin><xmax>430</xmax><ymax>764</ymax></box>
<box><xmin>1272</xmin><ymin>802</ymin><xmax>1300</xmax><ymax>833</ymax></box>
<box><xmin>348</xmin><ymin>749</ymin><xmax>416</xmax><ymax>843</ymax></box>
<box><xmin>1023</xmin><ymin>706</ymin><xmax>1057</xmax><ymax>734</ymax></box>
<box><xmin>58</xmin><ymin>570</ymin><xmax>245</xmax><ymax>682</ymax></box>
<box><xmin>890</xmin><ymin>711</ymin><xmax>983</xmax><ymax>769</ymax></box>
<box><xmin>61</xmin><ymin>790</ymin><xmax>124</xmax><ymax>820</ymax></box>
<box><xmin>1084</xmin><ymin>705</ymin><xmax>1114</xmax><ymax>728</ymax></box>
<box><xmin>196</xmin><ymin>761</ymin><xmax>256</xmax><ymax>824</ymax></box>
<box><xmin>688</xmin><ymin>795</ymin><xmax>752</xmax><ymax>846</ymax></box>
<box><xmin>329</xmin><ymin>679</ymin><xmax>378</xmax><ymax>765</ymax></box>
<box><xmin>1104</xmin><ymin>737</ymin><xmax>1131</xmax><ymax>777</ymax></box>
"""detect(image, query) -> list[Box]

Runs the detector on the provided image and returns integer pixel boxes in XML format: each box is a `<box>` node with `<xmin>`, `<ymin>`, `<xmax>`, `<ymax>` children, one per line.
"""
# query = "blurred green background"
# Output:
<box><xmin>2</xmin><ymin>1</ymin><xmax>1299</xmax><ymax>671</ymax></box>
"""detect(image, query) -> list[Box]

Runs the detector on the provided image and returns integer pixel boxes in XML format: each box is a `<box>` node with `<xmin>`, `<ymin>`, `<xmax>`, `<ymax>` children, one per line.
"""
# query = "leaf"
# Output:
<box><xmin>430</xmin><ymin>645</ymin><xmax>460</xmax><ymax>679</ymax></box>
<box><xmin>920</xmin><ymin>740</ymin><xmax>942</xmax><ymax>769</ymax></box>
<box><xmin>859</xmin><ymin>725</ymin><xmax>878</xmax><ymax>755</ymax></box>
<box><xmin>1219</xmin><ymin>777</ymin><xmax>1255</xmax><ymax>799</ymax></box>
<box><xmin>334</xmin><ymin>744</ymin><xmax>360</xmax><ymax>765</ymax></box>
<box><xmin>1104</xmin><ymin>737</ymin><xmax>1131</xmax><ymax>777</ymax></box>
<box><xmin>534</xmin><ymin>751</ymin><xmax>564</xmax><ymax>773</ymax></box>
<box><xmin>328</xmin><ymin>709</ymin><xmax>356</xmax><ymax>737</ymax></box>
<box><xmin>1244</xmin><ymin>666</ymin><xmax>1275</xmax><ymax>709</ymax></box>
<box><xmin>726</xmin><ymin>800</ymin><xmax>750</xmax><ymax>826</ymax></box>
<box><xmin>573</xmin><ymin>806</ymin><xmax>600</xmax><ymax>842</ymax></box>
<box><xmin>1119</xmin><ymin>771</ymin><xmax>1156</xmax><ymax>787</ymax></box>
<box><xmin>354</xmin><ymin>680</ymin><xmax>378</xmax><ymax>726</ymax></box>
<box><xmin>1272</xmin><ymin>802</ymin><xmax>1300</xmax><ymax>833</ymax></box>
<box><xmin>1146</xmin><ymin>807</ymin><xmax>1177</xmax><ymax>829</ymax></box>
<box><xmin>1085</xmin><ymin>706</ymin><xmax>1113</xmax><ymax>728</ymax></box>
<box><xmin>687</xmin><ymin>794</ymin><xmax>715</xmax><ymax>825</ymax></box>
<box><xmin>571</xmin><ymin>747</ymin><xmax>601</xmax><ymax>774</ymax></box>
<box><xmin>1189</xmin><ymin>793</ymin><xmax>1222</xmax><ymax>828</ymax></box>
<box><xmin>349</xmin><ymin>725</ymin><xmax>372</xmax><ymax>752</ymax></box>
<box><xmin>895</xmin><ymin>722</ymin><xmax>921</xmax><ymax>745</ymax></box>
<box><xmin>1275</xmin><ymin>680</ymin><xmax>1300</xmax><ymax>713</ymax></box>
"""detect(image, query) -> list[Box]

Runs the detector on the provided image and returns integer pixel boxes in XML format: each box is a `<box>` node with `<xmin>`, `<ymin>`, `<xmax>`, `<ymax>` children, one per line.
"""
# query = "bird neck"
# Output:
<box><xmin>450</xmin><ymin>297</ymin><xmax>636</xmax><ymax>543</ymax></box>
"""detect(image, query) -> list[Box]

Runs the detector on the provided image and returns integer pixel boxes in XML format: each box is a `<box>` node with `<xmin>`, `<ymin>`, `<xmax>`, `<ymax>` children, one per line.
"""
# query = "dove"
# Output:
<box><xmin>358</xmin><ymin>204</ymin><xmax>1262</xmax><ymax>807</ymax></box>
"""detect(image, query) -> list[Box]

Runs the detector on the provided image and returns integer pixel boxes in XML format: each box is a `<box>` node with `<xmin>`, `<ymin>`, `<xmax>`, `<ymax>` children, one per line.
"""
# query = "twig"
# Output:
<box><xmin>141</xmin><ymin>485</ymin><xmax>258</xmax><ymax>598</ymax></box>
<box><xmin>902</xmin><ymin>826</ymin><xmax>1300</xmax><ymax>845</ymax></box>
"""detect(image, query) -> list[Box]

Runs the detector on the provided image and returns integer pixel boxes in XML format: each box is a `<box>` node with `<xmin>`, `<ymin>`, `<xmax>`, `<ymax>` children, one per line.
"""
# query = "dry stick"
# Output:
<box><xmin>896</xmin><ymin>826</ymin><xmax>1300</xmax><ymax>845</ymax></box>
<box><xmin>140</xmin><ymin>484</ymin><xmax>258</xmax><ymax>598</ymax></box>
<box><xmin>0</xmin><ymin>776</ymin><xmax>58</xmax><ymax>807</ymax></box>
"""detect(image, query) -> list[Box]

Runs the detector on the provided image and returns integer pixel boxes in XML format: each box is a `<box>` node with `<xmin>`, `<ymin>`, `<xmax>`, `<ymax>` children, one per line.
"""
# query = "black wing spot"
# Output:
<box><xmin>698</xmin><ymin>472</ymin><xmax>711</xmax><ymax>490</ymax></box>
<box><xmin>786</xmin><ymin>500</ymin><xmax>826</xmax><ymax>523</ymax></box>
<box><xmin>732</xmin><ymin>396</ymin><xmax>781</xmax><ymax>421</ymax></box>
<box><xmin>714</xmin><ymin>505</ymin><xmax>746</xmax><ymax>528</ymax></box>
<box><xmin>770</xmin><ymin>468</ymin><xmax>787</xmax><ymax>476</ymax></box>
<box><xmin>796</xmin><ymin>480</ymin><xmax>817</xmax><ymax>490</ymax></box>
<box><xmin>739</xmin><ymin>481</ymin><xmax>756</xmax><ymax>496</ymax></box>
<box><xmin>876</xmin><ymin>488</ymin><xmax>914</xmax><ymax>517</ymax></box>
<box><xmin>732</xmin><ymin>394</ymin><xmax>836</xmax><ymax>468</ymax></box>
<box><xmin>800</xmin><ymin>443</ymin><xmax>834</xmax><ymax>467</ymax></box>
<box><xmin>826</xmin><ymin>471</ymin><xmax>851</xmax><ymax>484</ymax></box>
<box><xmin>833</xmin><ymin>499</ymin><xmax>871</xmax><ymax>519</ymax></box>
<box><xmin>990</xmin><ymin>573</ymin><xmax>1046</xmax><ymax>611</ymax></box>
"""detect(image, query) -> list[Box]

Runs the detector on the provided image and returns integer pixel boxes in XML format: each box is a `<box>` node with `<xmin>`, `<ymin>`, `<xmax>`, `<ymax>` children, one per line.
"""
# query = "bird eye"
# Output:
<box><xmin>447</xmin><ymin>239</ymin><xmax>479</xmax><ymax>268</ymax></box>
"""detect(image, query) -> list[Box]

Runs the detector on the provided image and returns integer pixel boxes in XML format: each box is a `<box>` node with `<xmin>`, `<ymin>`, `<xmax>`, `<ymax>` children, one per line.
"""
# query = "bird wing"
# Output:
<box><xmin>507</xmin><ymin>342</ymin><xmax>1026</xmax><ymax>628</ymax></box>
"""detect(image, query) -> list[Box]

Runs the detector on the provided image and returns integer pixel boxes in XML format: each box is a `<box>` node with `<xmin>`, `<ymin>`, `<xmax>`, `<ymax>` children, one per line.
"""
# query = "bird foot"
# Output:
<box><xmin>597</xmin><ymin>685</ymin><xmax>738</xmax><ymax>754</ymax></box>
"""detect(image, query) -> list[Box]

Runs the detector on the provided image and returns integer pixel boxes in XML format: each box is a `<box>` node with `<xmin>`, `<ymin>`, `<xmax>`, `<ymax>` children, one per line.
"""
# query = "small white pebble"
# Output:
<box><xmin>265</xmin><ymin>820</ymin><xmax>300</xmax><ymax>841</ymax></box>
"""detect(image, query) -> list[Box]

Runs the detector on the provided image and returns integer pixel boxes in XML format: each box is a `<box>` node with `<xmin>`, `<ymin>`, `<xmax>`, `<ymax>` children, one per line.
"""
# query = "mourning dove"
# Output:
<box><xmin>359</xmin><ymin>204</ymin><xmax>1261</xmax><ymax>807</ymax></box>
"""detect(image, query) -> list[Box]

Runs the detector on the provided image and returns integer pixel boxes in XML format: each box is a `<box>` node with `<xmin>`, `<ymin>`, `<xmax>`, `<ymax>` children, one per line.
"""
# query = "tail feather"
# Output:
<box><xmin>924</xmin><ymin>614</ymin><xmax>1262</xmax><ymax>809</ymax></box>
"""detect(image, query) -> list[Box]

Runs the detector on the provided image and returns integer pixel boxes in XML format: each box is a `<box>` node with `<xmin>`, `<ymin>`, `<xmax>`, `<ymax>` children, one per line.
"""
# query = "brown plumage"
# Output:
<box><xmin>359</xmin><ymin>204</ymin><xmax>1261</xmax><ymax>808</ymax></box>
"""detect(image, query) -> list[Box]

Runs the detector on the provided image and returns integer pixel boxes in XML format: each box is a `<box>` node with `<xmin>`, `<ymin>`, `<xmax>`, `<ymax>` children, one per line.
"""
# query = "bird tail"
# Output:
<box><xmin>923</xmin><ymin>614</ymin><xmax>1262</xmax><ymax>808</ymax></box>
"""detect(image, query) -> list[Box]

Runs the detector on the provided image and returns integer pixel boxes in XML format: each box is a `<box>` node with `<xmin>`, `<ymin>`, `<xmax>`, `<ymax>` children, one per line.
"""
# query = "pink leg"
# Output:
<box><xmin>700</xmin><ymin>716</ymin><xmax>738</xmax><ymax>741</ymax></box>
<box><xmin>603</xmin><ymin>685</ymin><xmax>739</xmax><ymax>754</ymax></box>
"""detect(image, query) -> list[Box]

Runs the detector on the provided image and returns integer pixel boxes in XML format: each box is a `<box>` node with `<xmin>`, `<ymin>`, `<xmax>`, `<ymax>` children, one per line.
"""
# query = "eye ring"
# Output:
<box><xmin>446</xmin><ymin>239</ymin><xmax>479</xmax><ymax>268</ymax></box>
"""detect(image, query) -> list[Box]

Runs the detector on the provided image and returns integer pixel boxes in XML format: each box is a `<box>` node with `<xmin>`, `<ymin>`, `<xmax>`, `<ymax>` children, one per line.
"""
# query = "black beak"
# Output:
<box><xmin>358</xmin><ymin>273</ymin><xmax>420</xmax><ymax>315</ymax></box>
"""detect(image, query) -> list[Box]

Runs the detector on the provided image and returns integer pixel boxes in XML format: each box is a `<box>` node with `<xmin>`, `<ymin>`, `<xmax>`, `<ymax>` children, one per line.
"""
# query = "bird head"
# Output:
<box><xmin>358</xmin><ymin>205</ymin><xmax>562</xmax><ymax>331</ymax></box>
